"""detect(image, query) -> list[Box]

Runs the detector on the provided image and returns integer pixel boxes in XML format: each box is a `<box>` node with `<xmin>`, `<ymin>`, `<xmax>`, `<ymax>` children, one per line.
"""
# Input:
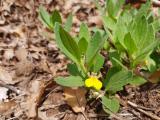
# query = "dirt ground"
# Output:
<box><xmin>0</xmin><ymin>0</ymin><xmax>160</xmax><ymax>120</ymax></box>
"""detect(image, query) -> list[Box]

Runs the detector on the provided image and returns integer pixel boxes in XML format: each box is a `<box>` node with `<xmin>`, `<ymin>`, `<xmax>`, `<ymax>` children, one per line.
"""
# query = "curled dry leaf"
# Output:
<box><xmin>64</xmin><ymin>87</ymin><xmax>87</xmax><ymax>113</ymax></box>
<box><xmin>26</xmin><ymin>79</ymin><xmax>47</xmax><ymax>118</ymax></box>
<box><xmin>148</xmin><ymin>70</ymin><xmax>160</xmax><ymax>83</ymax></box>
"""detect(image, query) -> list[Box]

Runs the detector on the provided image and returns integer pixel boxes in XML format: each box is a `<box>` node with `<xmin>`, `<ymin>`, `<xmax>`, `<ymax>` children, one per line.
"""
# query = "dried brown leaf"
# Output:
<box><xmin>64</xmin><ymin>87</ymin><xmax>87</xmax><ymax>113</ymax></box>
<box><xmin>15</xmin><ymin>60</ymin><xmax>34</xmax><ymax>76</ymax></box>
<box><xmin>38</xmin><ymin>60</ymin><xmax>51</xmax><ymax>73</ymax></box>
<box><xmin>0</xmin><ymin>25</ymin><xmax>26</xmax><ymax>38</ymax></box>
<box><xmin>0</xmin><ymin>100</ymin><xmax>17</xmax><ymax>114</ymax></box>
<box><xmin>148</xmin><ymin>70</ymin><xmax>160</xmax><ymax>83</ymax></box>
<box><xmin>26</xmin><ymin>79</ymin><xmax>47</xmax><ymax>118</ymax></box>
<box><xmin>3</xmin><ymin>49</ymin><xmax>14</xmax><ymax>60</ymax></box>
<box><xmin>0</xmin><ymin>67</ymin><xmax>13</xmax><ymax>84</ymax></box>
<box><xmin>15</xmin><ymin>48</ymin><xmax>28</xmax><ymax>61</ymax></box>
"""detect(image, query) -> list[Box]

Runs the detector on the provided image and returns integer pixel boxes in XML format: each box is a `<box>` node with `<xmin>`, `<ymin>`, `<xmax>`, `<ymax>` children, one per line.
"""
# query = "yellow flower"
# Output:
<box><xmin>85</xmin><ymin>76</ymin><xmax>102</xmax><ymax>90</ymax></box>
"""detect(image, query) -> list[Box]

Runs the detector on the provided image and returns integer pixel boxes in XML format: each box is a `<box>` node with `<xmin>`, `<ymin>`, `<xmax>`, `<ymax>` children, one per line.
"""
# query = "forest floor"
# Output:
<box><xmin>0</xmin><ymin>0</ymin><xmax>160</xmax><ymax>120</ymax></box>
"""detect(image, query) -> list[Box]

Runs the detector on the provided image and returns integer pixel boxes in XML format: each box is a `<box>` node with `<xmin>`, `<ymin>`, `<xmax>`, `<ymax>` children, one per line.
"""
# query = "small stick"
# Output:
<box><xmin>0</xmin><ymin>81</ymin><xmax>20</xmax><ymax>94</ymax></box>
<box><xmin>128</xmin><ymin>101</ymin><xmax>160</xmax><ymax>120</ymax></box>
<box><xmin>110</xmin><ymin>113</ymin><xmax>126</xmax><ymax>120</ymax></box>
<box><xmin>88</xmin><ymin>113</ymin><xmax>124</xmax><ymax>120</ymax></box>
<box><xmin>81</xmin><ymin>111</ymin><xmax>89</xmax><ymax>120</ymax></box>
<box><xmin>88</xmin><ymin>113</ymin><xmax>109</xmax><ymax>118</ymax></box>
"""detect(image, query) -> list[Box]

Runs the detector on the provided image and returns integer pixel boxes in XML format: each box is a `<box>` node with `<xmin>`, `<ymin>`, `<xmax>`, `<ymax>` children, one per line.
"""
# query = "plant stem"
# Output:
<box><xmin>79</xmin><ymin>60</ymin><xmax>88</xmax><ymax>77</ymax></box>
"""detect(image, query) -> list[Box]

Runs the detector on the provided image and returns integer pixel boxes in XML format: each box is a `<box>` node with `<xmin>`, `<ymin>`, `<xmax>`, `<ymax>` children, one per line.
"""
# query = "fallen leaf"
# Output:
<box><xmin>0</xmin><ymin>67</ymin><xmax>13</xmax><ymax>84</ymax></box>
<box><xmin>88</xmin><ymin>15</ymin><xmax>102</xmax><ymax>27</ymax></box>
<box><xmin>0</xmin><ymin>100</ymin><xmax>17</xmax><ymax>114</ymax></box>
<box><xmin>77</xmin><ymin>113</ymin><xmax>86</xmax><ymax>120</ymax></box>
<box><xmin>0</xmin><ymin>25</ymin><xmax>26</xmax><ymax>38</ymax></box>
<box><xmin>43</xmin><ymin>92</ymin><xmax>64</xmax><ymax>106</ymax></box>
<box><xmin>63</xmin><ymin>113</ymin><xmax>77</xmax><ymax>120</ymax></box>
<box><xmin>1</xmin><ymin>0</ymin><xmax>15</xmax><ymax>12</ymax></box>
<box><xmin>148</xmin><ymin>70</ymin><xmax>160</xmax><ymax>83</ymax></box>
<box><xmin>15</xmin><ymin>48</ymin><xmax>28</xmax><ymax>61</ymax></box>
<box><xmin>3</xmin><ymin>49</ymin><xmax>14</xmax><ymax>60</ymax></box>
<box><xmin>26</xmin><ymin>79</ymin><xmax>47</xmax><ymax>118</ymax></box>
<box><xmin>38</xmin><ymin>60</ymin><xmax>51</xmax><ymax>73</ymax></box>
<box><xmin>64</xmin><ymin>87</ymin><xmax>87</xmax><ymax>113</ymax></box>
<box><xmin>15</xmin><ymin>60</ymin><xmax>34</xmax><ymax>76</ymax></box>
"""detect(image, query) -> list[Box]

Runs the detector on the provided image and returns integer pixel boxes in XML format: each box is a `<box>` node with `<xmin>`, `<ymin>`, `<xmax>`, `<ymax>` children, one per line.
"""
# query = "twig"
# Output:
<box><xmin>39</xmin><ymin>104</ymin><xmax>62</xmax><ymax>111</ymax></box>
<box><xmin>110</xmin><ymin>113</ymin><xmax>126</xmax><ymax>120</ymax></box>
<box><xmin>128</xmin><ymin>109</ymin><xmax>142</xmax><ymax>120</ymax></box>
<box><xmin>81</xmin><ymin>111</ymin><xmax>89</xmax><ymax>120</ymax></box>
<box><xmin>88</xmin><ymin>113</ymin><xmax>109</xmax><ymax>118</ymax></box>
<box><xmin>88</xmin><ymin>112</ymin><xmax>125</xmax><ymax>120</ymax></box>
<box><xmin>0</xmin><ymin>81</ymin><xmax>20</xmax><ymax>94</ymax></box>
<box><xmin>128</xmin><ymin>101</ymin><xmax>160</xmax><ymax>120</ymax></box>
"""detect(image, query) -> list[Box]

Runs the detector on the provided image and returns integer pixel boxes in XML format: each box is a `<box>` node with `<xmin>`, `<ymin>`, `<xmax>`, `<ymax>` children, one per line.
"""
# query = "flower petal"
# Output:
<box><xmin>85</xmin><ymin>78</ymin><xmax>93</xmax><ymax>87</ymax></box>
<box><xmin>93</xmin><ymin>79</ymin><xmax>102</xmax><ymax>90</ymax></box>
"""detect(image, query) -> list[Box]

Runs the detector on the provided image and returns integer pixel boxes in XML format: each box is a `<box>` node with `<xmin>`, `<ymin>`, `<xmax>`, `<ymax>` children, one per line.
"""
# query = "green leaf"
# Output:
<box><xmin>94</xmin><ymin>0</ymin><xmax>104</xmax><ymax>14</ymax></box>
<box><xmin>93</xmin><ymin>53</ymin><xmax>105</xmax><ymax>73</ymax></box>
<box><xmin>50</xmin><ymin>10</ymin><xmax>62</xmax><ymax>28</ymax></box>
<box><xmin>67</xmin><ymin>63</ymin><xmax>81</xmax><ymax>76</ymax></box>
<box><xmin>141</xmin><ymin>24</ymin><xmax>155</xmax><ymax>51</ymax></box>
<box><xmin>78</xmin><ymin>37</ymin><xmax>88</xmax><ymax>55</ymax></box>
<box><xmin>79</xmin><ymin>23</ymin><xmax>90</xmax><ymax>42</ymax></box>
<box><xmin>104</xmin><ymin>40</ymin><xmax>110</xmax><ymax>50</ymax></box>
<box><xmin>129</xmin><ymin>76</ymin><xmax>146</xmax><ymax>86</ymax></box>
<box><xmin>135</xmin><ymin>1</ymin><xmax>151</xmax><ymax>19</ymax></box>
<box><xmin>146</xmin><ymin>57</ymin><xmax>156</xmax><ymax>72</ymax></box>
<box><xmin>106</xmin><ymin>0</ymin><xmax>125</xmax><ymax>18</ymax></box>
<box><xmin>151</xmin><ymin>51</ymin><xmax>160</xmax><ymax>68</ymax></box>
<box><xmin>59</xmin><ymin>26</ymin><xmax>81</xmax><ymax>62</ymax></box>
<box><xmin>131</xmin><ymin>16</ymin><xmax>148</xmax><ymax>48</ymax></box>
<box><xmin>121</xmin><ymin>10</ymin><xmax>132</xmax><ymax>25</ymax></box>
<box><xmin>124</xmin><ymin>33</ymin><xmax>137</xmax><ymax>56</ymax></box>
<box><xmin>64</xmin><ymin>13</ymin><xmax>73</xmax><ymax>31</ymax></box>
<box><xmin>102</xmin><ymin>96</ymin><xmax>120</xmax><ymax>113</ymax></box>
<box><xmin>113</xmin><ymin>16</ymin><xmax>127</xmax><ymax>48</ymax></box>
<box><xmin>86</xmin><ymin>32</ymin><xmax>104</xmax><ymax>69</ymax></box>
<box><xmin>105</xmin><ymin>70</ymin><xmax>132</xmax><ymax>93</ymax></box>
<box><xmin>134</xmin><ymin>40</ymin><xmax>159</xmax><ymax>65</ymax></box>
<box><xmin>54</xmin><ymin>23</ymin><xmax>79</xmax><ymax>64</ymax></box>
<box><xmin>39</xmin><ymin>6</ymin><xmax>51</xmax><ymax>29</ymax></box>
<box><xmin>55</xmin><ymin>76</ymin><xmax>84</xmax><ymax>87</ymax></box>
<box><xmin>102</xmin><ymin>16</ymin><xmax>116</xmax><ymax>31</ymax></box>
<box><xmin>109</xmin><ymin>51</ymin><xmax>121</xmax><ymax>67</ymax></box>
<box><xmin>92</xmin><ymin>27</ymin><xmax>105</xmax><ymax>36</ymax></box>
<box><xmin>152</xmin><ymin>19</ymin><xmax>160</xmax><ymax>32</ymax></box>
<box><xmin>112</xmin><ymin>57</ymin><xmax>128</xmax><ymax>70</ymax></box>
<box><xmin>103</xmin><ymin>67</ymin><xmax>120</xmax><ymax>87</ymax></box>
